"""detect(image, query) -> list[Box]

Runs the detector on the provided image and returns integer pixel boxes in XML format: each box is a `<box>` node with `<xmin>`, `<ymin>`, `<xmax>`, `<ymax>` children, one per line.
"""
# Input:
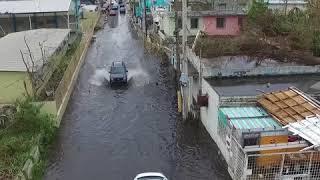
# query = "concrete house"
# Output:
<box><xmin>0</xmin><ymin>0</ymin><xmax>80</xmax><ymax>37</ymax></box>
<box><xmin>158</xmin><ymin>0</ymin><xmax>248</xmax><ymax>38</ymax></box>
<box><xmin>183</xmin><ymin>46</ymin><xmax>320</xmax><ymax>179</ymax></box>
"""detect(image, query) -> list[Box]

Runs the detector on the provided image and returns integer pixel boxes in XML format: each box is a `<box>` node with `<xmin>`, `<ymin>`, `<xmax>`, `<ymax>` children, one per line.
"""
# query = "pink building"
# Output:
<box><xmin>202</xmin><ymin>15</ymin><xmax>244</xmax><ymax>36</ymax></box>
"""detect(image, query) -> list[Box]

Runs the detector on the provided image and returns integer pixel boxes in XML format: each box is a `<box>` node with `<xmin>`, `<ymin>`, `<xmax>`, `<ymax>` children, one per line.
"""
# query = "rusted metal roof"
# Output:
<box><xmin>257</xmin><ymin>87</ymin><xmax>320</xmax><ymax>125</ymax></box>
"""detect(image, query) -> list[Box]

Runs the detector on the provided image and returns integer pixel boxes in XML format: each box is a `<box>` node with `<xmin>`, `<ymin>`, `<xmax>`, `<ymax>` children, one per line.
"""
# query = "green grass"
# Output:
<box><xmin>0</xmin><ymin>98</ymin><xmax>55</xmax><ymax>179</ymax></box>
<box><xmin>0</xmin><ymin>11</ymin><xmax>99</xmax><ymax>180</ymax></box>
<box><xmin>81</xmin><ymin>12</ymin><xmax>99</xmax><ymax>33</ymax></box>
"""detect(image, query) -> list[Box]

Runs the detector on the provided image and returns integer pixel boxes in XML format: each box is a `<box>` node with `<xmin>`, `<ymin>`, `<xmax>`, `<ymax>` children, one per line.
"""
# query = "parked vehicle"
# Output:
<box><xmin>109</xmin><ymin>61</ymin><xmax>128</xmax><ymax>86</ymax></box>
<box><xmin>119</xmin><ymin>4</ymin><xmax>125</xmax><ymax>14</ymax></box>
<box><xmin>134</xmin><ymin>172</ymin><xmax>168</xmax><ymax>180</ymax></box>
<box><xmin>111</xmin><ymin>3</ymin><xmax>118</xmax><ymax>10</ymax></box>
<box><xmin>110</xmin><ymin>9</ymin><xmax>117</xmax><ymax>16</ymax></box>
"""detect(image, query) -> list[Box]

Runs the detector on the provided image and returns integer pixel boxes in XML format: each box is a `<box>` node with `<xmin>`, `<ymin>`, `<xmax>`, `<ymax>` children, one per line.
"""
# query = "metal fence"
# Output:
<box><xmin>246</xmin><ymin>151</ymin><xmax>320</xmax><ymax>180</ymax></box>
<box><xmin>216</xmin><ymin>117</ymin><xmax>320</xmax><ymax>180</ymax></box>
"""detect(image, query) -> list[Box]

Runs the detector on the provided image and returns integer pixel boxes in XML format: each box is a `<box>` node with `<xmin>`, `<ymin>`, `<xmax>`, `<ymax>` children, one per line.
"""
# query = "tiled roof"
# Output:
<box><xmin>258</xmin><ymin>87</ymin><xmax>320</xmax><ymax>125</ymax></box>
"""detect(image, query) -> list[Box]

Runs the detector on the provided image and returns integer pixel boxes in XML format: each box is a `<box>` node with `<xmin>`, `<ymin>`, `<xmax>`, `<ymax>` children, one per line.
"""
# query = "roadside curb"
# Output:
<box><xmin>55</xmin><ymin>12</ymin><xmax>101</xmax><ymax>126</ymax></box>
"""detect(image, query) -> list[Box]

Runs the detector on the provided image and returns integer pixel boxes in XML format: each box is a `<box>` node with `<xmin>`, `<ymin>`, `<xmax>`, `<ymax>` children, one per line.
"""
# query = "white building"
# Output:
<box><xmin>266</xmin><ymin>0</ymin><xmax>307</xmax><ymax>11</ymax></box>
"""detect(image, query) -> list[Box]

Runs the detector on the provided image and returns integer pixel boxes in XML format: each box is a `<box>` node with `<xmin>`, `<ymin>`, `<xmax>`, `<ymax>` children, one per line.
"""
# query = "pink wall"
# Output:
<box><xmin>203</xmin><ymin>16</ymin><xmax>241</xmax><ymax>36</ymax></box>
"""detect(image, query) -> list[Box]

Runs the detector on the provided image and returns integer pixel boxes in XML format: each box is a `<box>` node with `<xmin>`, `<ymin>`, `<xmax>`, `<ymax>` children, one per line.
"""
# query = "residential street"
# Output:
<box><xmin>45</xmin><ymin>14</ymin><xmax>230</xmax><ymax>180</ymax></box>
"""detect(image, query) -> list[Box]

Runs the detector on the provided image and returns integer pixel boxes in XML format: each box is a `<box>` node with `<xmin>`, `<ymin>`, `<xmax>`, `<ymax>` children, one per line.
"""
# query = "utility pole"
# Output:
<box><xmin>144</xmin><ymin>0</ymin><xmax>147</xmax><ymax>37</ymax></box>
<box><xmin>174</xmin><ymin>8</ymin><xmax>180</xmax><ymax>74</ymax></box>
<box><xmin>182</xmin><ymin>0</ymin><xmax>188</xmax><ymax>120</ymax></box>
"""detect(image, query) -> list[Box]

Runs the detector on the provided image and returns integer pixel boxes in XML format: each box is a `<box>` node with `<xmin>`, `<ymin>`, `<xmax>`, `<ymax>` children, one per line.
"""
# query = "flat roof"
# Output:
<box><xmin>266</xmin><ymin>0</ymin><xmax>307</xmax><ymax>5</ymax></box>
<box><xmin>0</xmin><ymin>28</ymin><xmax>71</xmax><ymax>72</ymax></box>
<box><xmin>0</xmin><ymin>0</ymin><xmax>72</xmax><ymax>14</ymax></box>
<box><xmin>219</xmin><ymin>106</ymin><xmax>281</xmax><ymax>130</ymax></box>
<box><xmin>205</xmin><ymin>75</ymin><xmax>320</xmax><ymax>97</ymax></box>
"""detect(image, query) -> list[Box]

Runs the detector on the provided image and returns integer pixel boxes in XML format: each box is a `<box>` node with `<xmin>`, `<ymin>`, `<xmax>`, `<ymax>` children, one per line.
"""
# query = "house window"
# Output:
<box><xmin>243</xmin><ymin>137</ymin><xmax>258</xmax><ymax>146</ymax></box>
<box><xmin>216</xmin><ymin>17</ymin><xmax>225</xmax><ymax>28</ymax></box>
<box><xmin>243</xmin><ymin>133</ymin><xmax>260</xmax><ymax>146</ymax></box>
<box><xmin>190</xmin><ymin>18</ymin><xmax>198</xmax><ymax>29</ymax></box>
<box><xmin>178</xmin><ymin>17</ymin><xmax>182</xmax><ymax>29</ymax></box>
<box><xmin>218</xmin><ymin>3</ymin><xmax>227</xmax><ymax>10</ymax></box>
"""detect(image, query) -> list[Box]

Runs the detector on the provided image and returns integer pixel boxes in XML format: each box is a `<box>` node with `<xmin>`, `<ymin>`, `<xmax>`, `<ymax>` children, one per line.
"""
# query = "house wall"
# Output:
<box><xmin>159</xmin><ymin>14</ymin><xmax>203</xmax><ymax>37</ymax></box>
<box><xmin>200</xmin><ymin>79</ymin><xmax>229</xmax><ymax>160</ymax></box>
<box><xmin>159</xmin><ymin>14</ymin><xmax>175</xmax><ymax>37</ymax></box>
<box><xmin>186</xmin><ymin>16</ymin><xmax>203</xmax><ymax>36</ymax></box>
<box><xmin>203</xmin><ymin>16</ymin><xmax>241</xmax><ymax>36</ymax></box>
<box><xmin>0</xmin><ymin>14</ymin><xmax>69</xmax><ymax>35</ymax></box>
<box><xmin>268</xmin><ymin>3</ymin><xmax>307</xmax><ymax>11</ymax></box>
<box><xmin>0</xmin><ymin>72</ymin><xmax>32</xmax><ymax>103</ymax></box>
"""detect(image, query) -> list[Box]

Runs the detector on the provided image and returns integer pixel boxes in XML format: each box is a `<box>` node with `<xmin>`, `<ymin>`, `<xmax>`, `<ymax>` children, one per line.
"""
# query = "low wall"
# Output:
<box><xmin>54</xmin><ymin>13</ymin><xmax>100</xmax><ymax>125</ymax></box>
<box><xmin>187</xmin><ymin>48</ymin><xmax>320</xmax><ymax>78</ymax></box>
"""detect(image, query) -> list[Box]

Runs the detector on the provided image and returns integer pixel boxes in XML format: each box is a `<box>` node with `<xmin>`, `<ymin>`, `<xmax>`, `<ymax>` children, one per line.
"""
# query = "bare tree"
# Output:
<box><xmin>20</xmin><ymin>36</ymin><xmax>49</xmax><ymax>97</ymax></box>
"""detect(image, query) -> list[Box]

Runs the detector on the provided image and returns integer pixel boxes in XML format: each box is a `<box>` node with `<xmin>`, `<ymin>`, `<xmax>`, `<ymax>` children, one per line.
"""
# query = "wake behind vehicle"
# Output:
<box><xmin>109</xmin><ymin>61</ymin><xmax>128</xmax><ymax>86</ymax></box>
<box><xmin>134</xmin><ymin>172</ymin><xmax>168</xmax><ymax>180</ymax></box>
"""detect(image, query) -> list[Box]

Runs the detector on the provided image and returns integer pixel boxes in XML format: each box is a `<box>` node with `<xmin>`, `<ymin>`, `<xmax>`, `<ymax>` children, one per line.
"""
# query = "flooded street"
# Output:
<box><xmin>45</xmin><ymin>14</ymin><xmax>230</xmax><ymax>180</ymax></box>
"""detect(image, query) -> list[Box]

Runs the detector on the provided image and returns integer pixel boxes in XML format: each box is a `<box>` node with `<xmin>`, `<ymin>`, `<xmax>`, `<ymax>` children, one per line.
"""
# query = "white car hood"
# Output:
<box><xmin>134</xmin><ymin>172</ymin><xmax>166</xmax><ymax>179</ymax></box>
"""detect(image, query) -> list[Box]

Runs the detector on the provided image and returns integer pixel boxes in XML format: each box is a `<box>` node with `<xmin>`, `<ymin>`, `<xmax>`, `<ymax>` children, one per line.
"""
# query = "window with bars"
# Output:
<box><xmin>216</xmin><ymin>17</ymin><xmax>225</xmax><ymax>28</ymax></box>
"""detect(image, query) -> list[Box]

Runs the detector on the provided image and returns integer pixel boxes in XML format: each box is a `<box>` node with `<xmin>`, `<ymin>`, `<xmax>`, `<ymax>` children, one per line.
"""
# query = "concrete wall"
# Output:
<box><xmin>160</xmin><ymin>14</ymin><xmax>175</xmax><ymax>37</ymax></box>
<box><xmin>200</xmin><ymin>79</ymin><xmax>229</xmax><ymax>160</ymax></box>
<box><xmin>268</xmin><ymin>3</ymin><xmax>307</xmax><ymax>11</ymax></box>
<box><xmin>0</xmin><ymin>72</ymin><xmax>32</xmax><ymax>104</ymax></box>
<box><xmin>187</xmin><ymin>16</ymin><xmax>203</xmax><ymax>36</ymax></box>
<box><xmin>0</xmin><ymin>13</ymin><xmax>72</xmax><ymax>36</ymax></box>
<box><xmin>203</xmin><ymin>16</ymin><xmax>241</xmax><ymax>36</ymax></box>
<box><xmin>159</xmin><ymin>13</ymin><xmax>203</xmax><ymax>37</ymax></box>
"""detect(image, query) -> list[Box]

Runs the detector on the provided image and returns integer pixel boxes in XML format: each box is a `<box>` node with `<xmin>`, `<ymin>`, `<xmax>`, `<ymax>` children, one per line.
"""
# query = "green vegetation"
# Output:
<box><xmin>0</xmin><ymin>98</ymin><xmax>56</xmax><ymax>179</ymax></box>
<box><xmin>247</xmin><ymin>0</ymin><xmax>320</xmax><ymax>55</ymax></box>
<box><xmin>41</xmin><ymin>12</ymin><xmax>98</xmax><ymax>100</ymax></box>
<box><xmin>0</xmin><ymin>11</ymin><xmax>99</xmax><ymax>180</ymax></box>
<box><xmin>196</xmin><ymin>1</ymin><xmax>320</xmax><ymax>60</ymax></box>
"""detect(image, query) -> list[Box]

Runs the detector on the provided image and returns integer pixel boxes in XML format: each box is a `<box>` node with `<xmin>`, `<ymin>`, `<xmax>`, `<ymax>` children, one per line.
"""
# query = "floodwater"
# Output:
<box><xmin>45</xmin><ymin>13</ymin><xmax>231</xmax><ymax>180</ymax></box>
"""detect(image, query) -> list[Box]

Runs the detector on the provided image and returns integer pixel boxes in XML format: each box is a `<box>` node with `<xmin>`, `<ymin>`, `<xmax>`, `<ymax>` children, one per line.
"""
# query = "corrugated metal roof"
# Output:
<box><xmin>284</xmin><ymin>115</ymin><xmax>320</xmax><ymax>150</ymax></box>
<box><xmin>0</xmin><ymin>28</ymin><xmax>71</xmax><ymax>72</ymax></box>
<box><xmin>0</xmin><ymin>0</ymin><xmax>72</xmax><ymax>14</ymax></box>
<box><xmin>220</xmin><ymin>107</ymin><xmax>281</xmax><ymax>130</ymax></box>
